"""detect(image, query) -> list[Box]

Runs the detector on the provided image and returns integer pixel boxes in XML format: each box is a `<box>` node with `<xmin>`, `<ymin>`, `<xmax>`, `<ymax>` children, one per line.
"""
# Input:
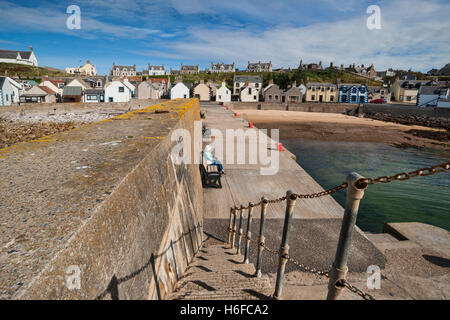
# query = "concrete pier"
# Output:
<box><xmin>200</xmin><ymin>103</ymin><xmax>386</xmax><ymax>275</ymax></box>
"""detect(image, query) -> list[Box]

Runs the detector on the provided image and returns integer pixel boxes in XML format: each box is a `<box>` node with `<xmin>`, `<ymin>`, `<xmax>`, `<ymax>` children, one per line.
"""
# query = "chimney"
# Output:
<box><xmin>87</xmin><ymin>60</ymin><xmax>90</xmax><ymax>64</ymax></box>
<box><xmin>30</xmin><ymin>46</ymin><xmax>33</xmax><ymax>52</ymax></box>
<box><xmin>293</xmin><ymin>80</ymin><xmax>297</xmax><ymax>88</ymax></box>
<box><xmin>268</xmin><ymin>79</ymin><xmax>274</xmax><ymax>85</ymax></box>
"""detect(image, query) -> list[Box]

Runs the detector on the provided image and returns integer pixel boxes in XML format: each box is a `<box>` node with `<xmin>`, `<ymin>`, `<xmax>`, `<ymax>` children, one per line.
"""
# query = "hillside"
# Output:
<box><xmin>0</xmin><ymin>63</ymin><xmax>72</xmax><ymax>80</ymax></box>
<box><xmin>163</xmin><ymin>69</ymin><xmax>382</xmax><ymax>89</ymax></box>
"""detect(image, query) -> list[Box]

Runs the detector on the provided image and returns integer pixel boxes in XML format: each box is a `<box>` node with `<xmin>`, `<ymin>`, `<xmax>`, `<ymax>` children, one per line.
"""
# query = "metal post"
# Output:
<box><xmin>228</xmin><ymin>207</ymin><xmax>234</xmax><ymax>245</ymax></box>
<box><xmin>231</xmin><ymin>206</ymin><xmax>238</xmax><ymax>249</ymax></box>
<box><xmin>327</xmin><ymin>172</ymin><xmax>368</xmax><ymax>300</ymax></box>
<box><xmin>255</xmin><ymin>197</ymin><xmax>268</xmax><ymax>278</ymax></box>
<box><xmin>273</xmin><ymin>191</ymin><xmax>297</xmax><ymax>299</ymax></box>
<box><xmin>236</xmin><ymin>205</ymin><xmax>244</xmax><ymax>255</ymax></box>
<box><xmin>244</xmin><ymin>202</ymin><xmax>254</xmax><ymax>264</ymax></box>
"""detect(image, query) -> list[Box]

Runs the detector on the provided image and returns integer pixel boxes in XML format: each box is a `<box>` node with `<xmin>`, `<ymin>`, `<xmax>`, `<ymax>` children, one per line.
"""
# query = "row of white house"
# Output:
<box><xmin>170</xmin><ymin>82</ymin><xmax>232</xmax><ymax>103</ymax></box>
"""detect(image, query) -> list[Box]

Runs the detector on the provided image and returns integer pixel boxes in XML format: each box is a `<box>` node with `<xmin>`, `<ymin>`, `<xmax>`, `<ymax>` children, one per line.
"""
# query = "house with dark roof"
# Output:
<box><xmin>298</xmin><ymin>59</ymin><xmax>323</xmax><ymax>70</ymax></box>
<box><xmin>391</xmin><ymin>79</ymin><xmax>431</xmax><ymax>104</ymax></box>
<box><xmin>180</xmin><ymin>64</ymin><xmax>199</xmax><ymax>74</ymax></box>
<box><xmin>263</xmin><ymin>82</ymin><xmax>283</xmax><ymax>103</ymax></box>
<box><xmin>211</xmin><ymin>62</ymin><xmax>235</xmax><ymax>73</ymax></box>
<box><xmin>233</xmin><ymin>75</ymin><xmax>263</xmax><ymax>96</ymax></box>
<box><xmin>247</xmin><ymin>61</ymin><xmax>272</xmax><ymax>73</ymax></box>
<box><xmin>111</xmin><ymin>63</ymin><xmax>137</xmax><ymax>77</ymax></box>
<box><xmin>417</xmin><ymin>85</ymin><xmax>449</xmax><ymax>107</ymax></box>
<box><xmin>0</xmin><ymin>46</ymin><xmax>38</xmax><ymax>66</ymax></box>
<box><xmin>20</xmin><ymin>86</ymin><xmax>56</xmax><ymax>103</ymax></box>
<box><xmin>283</xmin><ymin>84</ymin><xmax>303</xmax><ymax>103</ymax></box>
<box><xmin>62</xmin><ymin>86</ymin><xmax>83</xmax><ymax>103</ymax></box>
<box><xmin>305</xmin><ymin>82</ymin><xmax>338</xmax><ymax>102</ymax></box>
<box><xmin>143</xmin><ymin>64</ymin><xmax>167</xmax><ymax>76</ymax></box>
<box><xmin>338</xmin><ymin>84</ymin><xmax>368</xmax><ymax>104</ymax></box>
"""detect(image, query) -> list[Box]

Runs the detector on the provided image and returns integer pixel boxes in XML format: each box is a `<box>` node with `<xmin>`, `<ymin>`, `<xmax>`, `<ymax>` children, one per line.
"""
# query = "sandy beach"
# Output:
<box><xmin>236</xmin><ymin>109</ymin><xmax>450</xmax><ymax>150</ymax></box>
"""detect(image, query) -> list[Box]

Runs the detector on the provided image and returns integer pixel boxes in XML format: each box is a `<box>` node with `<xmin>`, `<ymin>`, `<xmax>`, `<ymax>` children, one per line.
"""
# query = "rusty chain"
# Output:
<box><xmin>355</xmin><ymin>161</ymin><xmax>450</xmax><ymax>188</ymax></box>
<box><xmin>337</xmin><ymin>279</ymin><xmax>376</xmax><ymax>301</ymax></box>
<box><xmin>227</xmin><ymin>161</ymin><xmax>450</xmax><ymax>301</ymax></box>
<box><xmin>231</xmin><ymin>161</ymin><xmax>450</xmax><ymax>212</ymax></box>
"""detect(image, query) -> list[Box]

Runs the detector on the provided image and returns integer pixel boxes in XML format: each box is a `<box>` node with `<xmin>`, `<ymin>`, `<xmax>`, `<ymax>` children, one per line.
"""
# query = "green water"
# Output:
<box><xmin>281</xmin><ymin>139</ymin><xmax>450</xmax><ymax>233</ymax></box>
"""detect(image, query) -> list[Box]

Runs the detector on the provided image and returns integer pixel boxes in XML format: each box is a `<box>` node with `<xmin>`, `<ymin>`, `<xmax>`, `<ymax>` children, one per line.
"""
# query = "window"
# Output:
<box><xmin>312</xmin><ymin>88</ymin><xmax>315</xmax><ymax>92</ymax></box>
<box><xmin>406</xmin><ymin>96</ymin><xmax>412</xmax><ymax>101</ymax></box>
<box><xmin>253</xmin><ymin>95</ymin><xmax>257</xmax><ymax>100</ymax></box>
<box><xmin>6</xmin><ymin>94</ymin><xmax>9</xmax><ymax>101</ymax></box>
<box><xmin>218</xmin><ymin>95</ymin><xmax>221</xmax><ymax>99</ymax></box>
<box><xmin>275</xmin><ymin>95</ymin><xmax>278</xmax><ymax>100</ymax></box>
<box><xmin>269</xmin><ymin>95</ymin><xmax>272</xmax><ymax>100</ymax></box>
<box><xmin>311</xmin><ymin>95</ymin><xmax>315</xmax><ymax>101</ymax></box>
<box><xmin>109</xmin><ymin>97</ymin><xmax>113</xmax><ymax>102</ymax></box>
<box><xmin>321</xmin><ymin>87</ymin><xmax>324</xmax><ymax>92</ymax></box>
<box><xmin>255</xmin><ymin>83</ymin><xmax>259</xmax><ymax>88</ymax></box>
<box><xmin>249</xmin><ymin>88</ymin><xmax>252</xmax><ymax>95</ymax></box>
<box><xmin>119</xmin><ymin>87</ymin><xmax>124</xmax><ymax>93</ymax></box>
<box><xmin>330</xmin><ymin>96</ymin><xmax>334</xmax><ymax>102</ymax></box>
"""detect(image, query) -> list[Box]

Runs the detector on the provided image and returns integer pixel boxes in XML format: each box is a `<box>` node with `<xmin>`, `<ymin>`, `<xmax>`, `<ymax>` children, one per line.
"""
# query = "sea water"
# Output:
<box><xmin>281</xmin><ymin>139</ymin><xmax>450</xmax><ymax>233</ymax></box>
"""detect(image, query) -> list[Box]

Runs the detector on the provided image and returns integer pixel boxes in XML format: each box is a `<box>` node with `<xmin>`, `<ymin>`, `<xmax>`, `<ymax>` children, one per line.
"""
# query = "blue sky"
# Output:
<box><xmin>0</xmin><ymin>0</ymin><xmax>449</xmax><ymax>75</ymax></box>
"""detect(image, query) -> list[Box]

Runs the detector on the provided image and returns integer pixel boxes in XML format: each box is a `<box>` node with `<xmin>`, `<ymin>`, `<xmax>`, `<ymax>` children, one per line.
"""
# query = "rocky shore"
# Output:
<box><xmin>364</xmin><ymin>112</ymin><xmax>450</xmax><ymax>131</ymax></box>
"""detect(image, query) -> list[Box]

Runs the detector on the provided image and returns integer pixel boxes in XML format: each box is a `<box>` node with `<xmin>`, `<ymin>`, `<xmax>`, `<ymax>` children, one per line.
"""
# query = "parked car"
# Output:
<box><xmin>369</xmin><ymin>98</ymin><xmax>386</xmax><ymax>104</ymax></box>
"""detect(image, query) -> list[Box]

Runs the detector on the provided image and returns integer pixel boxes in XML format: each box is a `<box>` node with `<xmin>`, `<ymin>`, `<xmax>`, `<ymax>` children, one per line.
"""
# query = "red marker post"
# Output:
<box><xmin>249</xmin><ymin>122</ymin><xmax>254</xmax><ymax>128</ymax></box>
<box><xmin>278</xmin><ymin>143</ymin><xmax>283</xmax><ymax>151</ymax></box>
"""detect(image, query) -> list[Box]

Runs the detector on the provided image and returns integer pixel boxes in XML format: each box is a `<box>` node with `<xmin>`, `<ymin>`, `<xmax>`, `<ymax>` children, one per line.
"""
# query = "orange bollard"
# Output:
<box><xmin>278</xmin><ymin>143</ymin><xmax>283</xmax><ymax>151</ymax></box>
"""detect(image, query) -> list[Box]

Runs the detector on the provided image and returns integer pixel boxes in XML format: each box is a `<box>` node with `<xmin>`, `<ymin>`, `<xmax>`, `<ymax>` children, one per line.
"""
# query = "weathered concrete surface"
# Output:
<box><xmin>384</xmin><ymin>222</ymin><xmax>450</xmax><ymax>259</ymax></box>
<box><xmin>0</xmin><ymin>99</ymin><xmax>203</xmax><ymax>299</ymax></box>
<box><xmin>0</xmin><ymin>99</ymin><xmax>167</xmax><ymax>119</ymax></box>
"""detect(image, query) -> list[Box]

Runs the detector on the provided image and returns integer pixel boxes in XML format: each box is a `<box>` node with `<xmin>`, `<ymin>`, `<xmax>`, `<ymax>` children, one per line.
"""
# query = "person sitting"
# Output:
<box><xmin>203</xmin><ymin>145</ymin><xmax>225</xmax><ymax>175</ymax></box>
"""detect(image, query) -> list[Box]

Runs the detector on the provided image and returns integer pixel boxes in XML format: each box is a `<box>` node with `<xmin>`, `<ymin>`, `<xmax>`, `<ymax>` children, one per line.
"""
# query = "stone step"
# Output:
<box><xmin>168</xmin><ymin>241</ymin><xmax>273</xmax><ymax>300</ymax></box>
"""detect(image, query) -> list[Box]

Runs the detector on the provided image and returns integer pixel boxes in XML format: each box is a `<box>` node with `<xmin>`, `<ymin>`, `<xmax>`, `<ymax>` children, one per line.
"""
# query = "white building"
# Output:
<box><xmin>0</xmin><ymin>77</ymin><xmax>15</xmax><ymax>106</ymax></box>
<box><xmin>66</xmin><ymin>78</ymin><xmax>89</xmax><ymax>90</ymax></box>
<box><xmin>170</xmin><ymin>82</ymin><xmax>190</xmax><ymax>100</ymax></box>
<box><xmin>0</xmin><ymin>47</ymin><xmax>38</xmax><ymax>66</ymax></box>
<box><xmin>40</xmin><ymin>79</ymin><xmax>64</xmax><ymax>96</ymax></box>
<box><xmin>216</xmin><ymin>82</ymin><xmax>231</xmax><ymax>102</ymax></box>
<box><xmin>417</xmin><ymin>86</ymin><xmax>449</xmax><ymax>107</ymax></box>
<box><xmin>211</xmin><ymin>62</ymin><xmax>235</xmax><ymax>73</ymax></box>
<box><xmin>145</xmin><ymin>64</ymin><xmax>167</xmax><ymax>76</ymax></box>
<box><xmin>66</xmin><ymin>60</ymin><xmax>97</xmax><ymax>76</ymax></box>
<box><xmin>233</xmin><ymin>75</ymin><xmax>262</xmax><ymax>95</ymax></box>
<box><xmin>105</xmin><ymin>80</ymin><xmax>132</xmax><ymax>102</ymax></box>
<box><xmin>7</xmin><ymin>77</ymin><xmax>24</xmax><ymax>101</ymax></box>
<box><xmin>240</xmin><ymin>85</ymin><xmax>260</xmax><ymax>102</ymax></box>
<box><xmin>111</xmin><ymin>63</ymin><xmax>136</xmax><ymax>77</ymax></box>
<box><xmin>123</xmin><ymin>79</ymin><xmax>136</xmax><ymax>97</ymax></box>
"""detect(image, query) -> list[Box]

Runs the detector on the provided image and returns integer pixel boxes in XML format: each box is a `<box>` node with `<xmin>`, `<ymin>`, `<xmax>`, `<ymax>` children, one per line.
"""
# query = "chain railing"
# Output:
<box><xmin>226</xmin><ymin>161</ymin><xmax>450</xmax><ymax>300</ymax></box>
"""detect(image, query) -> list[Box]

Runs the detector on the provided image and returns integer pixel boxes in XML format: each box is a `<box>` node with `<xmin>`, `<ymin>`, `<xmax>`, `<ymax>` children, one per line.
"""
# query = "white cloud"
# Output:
<box><xmin>0</xmin><ymin>1</ymin><xmax>160</xmax><ymax>40</ymax></box>
<box><xmin>155</xmin><ymin>0</ymin><xmax>450</xmax><ymax>71</ymax></box>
